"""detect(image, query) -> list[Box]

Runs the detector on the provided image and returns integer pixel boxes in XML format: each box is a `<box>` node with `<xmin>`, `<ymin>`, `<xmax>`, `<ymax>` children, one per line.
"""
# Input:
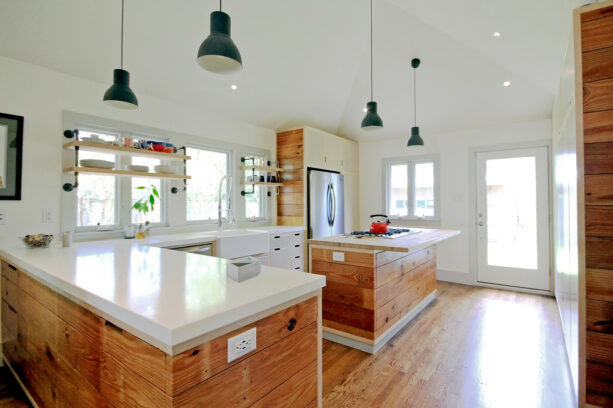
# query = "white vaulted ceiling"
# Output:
<box><xmin>0</xmin><ymin>0</ymin><xmax>585</xmax><ymax>141</ymax></box>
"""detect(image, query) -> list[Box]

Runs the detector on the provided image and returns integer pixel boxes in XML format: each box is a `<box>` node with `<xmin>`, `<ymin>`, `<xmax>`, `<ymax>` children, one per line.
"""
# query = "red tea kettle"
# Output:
<box><xmin>370</xmin><ymin>214</ymin><xmax>391</xmax><ymax>234</ymax></box>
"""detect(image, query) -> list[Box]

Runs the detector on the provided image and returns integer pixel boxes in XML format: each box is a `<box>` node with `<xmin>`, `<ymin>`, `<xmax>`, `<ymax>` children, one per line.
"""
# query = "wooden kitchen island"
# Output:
<box><xmin>309</xmin><ymin>228</ymin><xmax>459</xmax><ymax>353</ymax></box>
<box><xmin>0</xmin><ymin>237</ymin><xmax>325</xmax><ymax>408</ymax></box>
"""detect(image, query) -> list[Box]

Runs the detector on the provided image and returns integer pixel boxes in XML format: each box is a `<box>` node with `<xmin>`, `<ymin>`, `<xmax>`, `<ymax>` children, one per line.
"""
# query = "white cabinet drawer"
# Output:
<box><xmin>269</xmin><ymin>233</ymin><xmax>292</xmax><ymax>250</ymax></box>
<box><xmin>289</xmin><ymin>231</ymin><xmax>305</xmax><ymax>247</ymax></box>
<box><xmin>270</xmin><ymin>247</ymin><xmax>293</xmax><ymax>268</ymax></box>
<box><xmin>291</xmin><ymin>254</ymin><xmax>304</xmax><ymax>270</ymax></box>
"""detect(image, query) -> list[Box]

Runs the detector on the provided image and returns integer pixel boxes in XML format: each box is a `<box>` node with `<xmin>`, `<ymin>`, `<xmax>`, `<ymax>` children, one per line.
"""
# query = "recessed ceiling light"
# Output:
<box><xmin>493</xmin><ymin>32</ymin><xmax>501</xmax><ymax>37</ymax></box>
<box><xmin>503</xmin><ymin>81</ymin><xmax>511</xmax><ymax>87</ymax></box>
<box><xmin>231</xmin><ymin>84</ymin><xmax>238</xmax><ymax>90</ymax></box>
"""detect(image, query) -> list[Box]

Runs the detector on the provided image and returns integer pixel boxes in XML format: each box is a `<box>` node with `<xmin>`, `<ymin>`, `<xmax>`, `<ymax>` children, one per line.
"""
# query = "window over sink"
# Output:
<box><xmin>384</xmin><ymin>155</ymin><xmax>439</xmax><ymax>220</ymax></box>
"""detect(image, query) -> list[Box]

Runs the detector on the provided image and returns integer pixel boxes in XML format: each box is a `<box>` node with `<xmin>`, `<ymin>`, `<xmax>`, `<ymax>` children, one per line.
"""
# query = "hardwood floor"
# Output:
<box><xmin>322</xmin><ymin>282</ymin><xmax>575</xmax><ymax>408</ymax></box>
<box><xmin>0</xmin><ymin>366</ymin><xmax>30</xmax><ymax>408</ymax></box>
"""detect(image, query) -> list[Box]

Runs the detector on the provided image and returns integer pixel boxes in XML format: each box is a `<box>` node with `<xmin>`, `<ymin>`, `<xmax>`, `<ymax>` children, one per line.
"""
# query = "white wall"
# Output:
<box><xmin>0</xmin><ymin>56</ymin><xmax>275</xmax><ymax>240</ymax></box>
<box><xmin>358</xmin><ymin>119</ymin><xmax>552</xmax><ymax>283</ymax></box>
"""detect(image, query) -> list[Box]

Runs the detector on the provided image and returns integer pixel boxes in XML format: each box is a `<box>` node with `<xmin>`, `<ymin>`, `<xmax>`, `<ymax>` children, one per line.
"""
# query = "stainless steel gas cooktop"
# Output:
<box><xmin>349</xmin><ymin>228</ymin><xmax>420</xmax><ymax>239</ymax></box>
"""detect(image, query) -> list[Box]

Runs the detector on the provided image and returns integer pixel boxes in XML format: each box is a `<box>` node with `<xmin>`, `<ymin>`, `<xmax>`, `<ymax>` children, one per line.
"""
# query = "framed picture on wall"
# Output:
<box><xmin>0</xmin><ymin>113</ymin><xmax>24</xmax><ymax>200</ymax></box>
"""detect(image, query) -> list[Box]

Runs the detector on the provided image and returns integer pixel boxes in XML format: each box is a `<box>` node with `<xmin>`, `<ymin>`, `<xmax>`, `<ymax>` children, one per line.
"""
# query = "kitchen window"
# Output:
<box><xmin>384</xmin><ymin>155</ymin><xmax>439</xmax><ymax>220</ymax></box>
<box><xmin>186</xmin><ymin>146</ymin><xmax>230</xmax><ymax>222</ymax></box>
<box><xmin>244</xmin><ymin>155</ymin><xmax>266</xmax><ymax>220</ymax></box>
<box><xmin>130</xmin><ymin>156</ymin><xmax>163</xmax><ymax>224</ymax></box>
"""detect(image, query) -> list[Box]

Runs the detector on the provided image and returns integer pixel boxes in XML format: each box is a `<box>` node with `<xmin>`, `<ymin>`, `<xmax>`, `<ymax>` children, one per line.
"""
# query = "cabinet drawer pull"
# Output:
<box><xmin>294</xmin><ymin>256</ymin><xmax>300</xmax><ymax>259</ymax></box>
<box><xmin>8</xmin><ymin>264</ymin><xmax>16</xmax><ymax>271</ymax></box>
<box><xmin>294</xmin><ymin>244</ymin><xmax>300</xmax><ymax>248</ymax></box>
<box><xmin>294</xmin><ymin>233</ymin><xmax>300</xmax><ymax>236</ymax></box>
<box><xmin>273</xmin><ymin>235</ymin><xmax>281</xmax><ymax>239</ymax></box>
<box><xmin>287</xmin><ymin>318</ymin><xmax>297</xmax><ymax>331</ymax></box>
<box><xmin>105</xmin><ymin>320</ymin><xmax>123</xmax><ymax>333</ymax></box>
<box><xmin>274</xmin><ymin>248</ymin><xmax>281</xmax><ymax>251</ymax></box>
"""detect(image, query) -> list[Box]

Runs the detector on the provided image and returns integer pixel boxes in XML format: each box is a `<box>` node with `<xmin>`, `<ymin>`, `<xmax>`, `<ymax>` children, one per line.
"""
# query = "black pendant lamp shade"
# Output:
<box><xmin>361</xmin><ymin>0</ymin><xmax>383</xmax><ymax>130</ymax></box>
<box><xmin>362</xmin><ymin>101</ymin><xmax>383</xmax><ymax>129</ymax></box>
<box><xmin>407</xmin><ymin>58</ymin><xmax>423</xmax><ymax>146</ymax></box>
<box><xmin>197</xmin><ymin>1</ymin><xmax>242</xmax><ymax>74</ymax></box>
<box><xmin>103</xmin><ymin>0</ymin><xmax>138</xmax><ymax>109</ymax></box>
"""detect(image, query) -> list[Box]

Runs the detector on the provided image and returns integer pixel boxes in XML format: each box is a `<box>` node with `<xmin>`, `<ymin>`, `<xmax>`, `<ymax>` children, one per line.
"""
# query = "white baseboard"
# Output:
<box><xmin>437</xmin><ymin>269</ymin><xmax>473</xmax><ymax>285</ymax></box>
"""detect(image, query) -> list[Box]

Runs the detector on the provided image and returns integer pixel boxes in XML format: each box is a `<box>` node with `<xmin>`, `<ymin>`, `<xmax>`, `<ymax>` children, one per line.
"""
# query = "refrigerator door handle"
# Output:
<box><xmin>326</xmin><ymin>183</ymin><xmax>333</xmax><ymax>226</ymax></box>
<box><xmin>330</xmin><ymin>183</ymin><xmax>336</xmax><ymax>227</ymax></box>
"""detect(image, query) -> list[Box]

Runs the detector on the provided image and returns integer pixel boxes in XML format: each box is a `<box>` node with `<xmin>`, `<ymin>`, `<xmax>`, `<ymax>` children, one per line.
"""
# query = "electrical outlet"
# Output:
<box><xmin>227</xmin><ymin>327</ymin><xmax>256</xmax><ymax>363</ymax></box>
<box><xmin>42</xmin><ymin>208</ymin><xmax>55</xmax><ymax>224</ymax></box>
<box><xmin>0</xmin><ymin>210</ymin><xmax>6</xmax><ymax>225</ymax></box>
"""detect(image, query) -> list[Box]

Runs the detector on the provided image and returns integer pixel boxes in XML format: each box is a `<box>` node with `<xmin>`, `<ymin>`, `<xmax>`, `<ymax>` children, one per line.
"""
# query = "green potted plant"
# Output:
<box><xmin>132</xmin><ymin>184</ymin><xmax>159</xmax><ymax>239</ymax></box>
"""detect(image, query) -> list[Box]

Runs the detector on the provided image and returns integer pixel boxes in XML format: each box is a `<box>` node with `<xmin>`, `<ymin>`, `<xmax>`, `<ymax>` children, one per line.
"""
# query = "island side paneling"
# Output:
<box><xmin>1</xmin><ymin>258</ymin><xmax>320</xmax><ymax>408</ymax></box>
<box><xmin>310</xmin><ymin>245</ymin><xmax>436</xmax><ymax>342</ymax></box>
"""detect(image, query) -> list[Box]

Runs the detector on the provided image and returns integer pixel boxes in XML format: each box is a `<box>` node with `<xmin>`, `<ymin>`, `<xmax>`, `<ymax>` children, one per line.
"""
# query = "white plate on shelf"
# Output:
<box><xmin>153</xmin><ymin>165</ymin><xmax>176</xmax><ymax>174</ymax></box>
<box><xmin>80</xmin><ymin>159</ymin><xmax>114</xmax><ymax>169</ymax></box>
<box><xmin>127</xmin><ymin>165</ymin><xmax>149</xmax><ymax>172</ymax></box>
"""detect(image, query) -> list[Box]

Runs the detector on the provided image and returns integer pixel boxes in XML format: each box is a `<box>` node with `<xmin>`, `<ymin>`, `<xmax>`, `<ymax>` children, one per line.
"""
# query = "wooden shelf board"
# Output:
<box><xmin>63</xmin><ymin>167</ymin><xmax>191</xmax><ymax>180</ymax></box>
<box><xmin>241</xmin><ymin>165</ymin><xmax>285</xmax><ymax>172</ymax></box>
<box><xmin>63</xmin><ymin>141</ymin><xmax>191</xmax><ymax>161</ymax></box>
<box><xmin>241</xmin><ymin>181</ymin><xmax>283</xmax><ymax>187</ymax></box>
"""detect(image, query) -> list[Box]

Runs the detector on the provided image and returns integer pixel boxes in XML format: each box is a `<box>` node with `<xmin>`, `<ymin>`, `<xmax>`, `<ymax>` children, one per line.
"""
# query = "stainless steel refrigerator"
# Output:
<box><xmin>308</xmin><ymin>169</ymin><xmax>344</xmax><ymax>238</ymax></box>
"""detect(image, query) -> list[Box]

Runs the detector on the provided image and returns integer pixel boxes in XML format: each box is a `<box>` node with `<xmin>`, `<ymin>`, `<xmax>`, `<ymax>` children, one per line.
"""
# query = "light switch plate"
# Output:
<box><xmin>332</xmin><ymin>252</ymin><xmax>345</xmax><ymax>262</ymax></box>
<box><xmin>227</xmin><ymin>327</ymin><xmax>257</xmax><ymax>363</ymax></box>
<box><xmin>42</xmin><ymin>208</ymin><xmax>55</xmax><ymax>224</ymax></box>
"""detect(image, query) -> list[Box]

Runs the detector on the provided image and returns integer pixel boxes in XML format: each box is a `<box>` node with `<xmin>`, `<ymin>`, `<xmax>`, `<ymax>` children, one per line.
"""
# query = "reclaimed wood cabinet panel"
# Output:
<box><xmin>587</xmin><ymin>268</ymin><xmax>613</xmax><ymax>302</ymax></box>
<box><xmin>584</xmin><ymin>111</ymin><xmax>613</xmax><ymax>143</ymax></box>
<box><xmin>586</xmin><ymin>237</ymin><xmax>613</xmax><ymax>269</ymax></box>
<box><xmin>165</xmin><ymin>296</ymin><xmax>317</xmax><ymax>396</ymax></box>
<box><xmin>582</xmin><ymin>16</ymin><xmax>613</xmax><ymax>52</ymax></box>
<box><xmin>251</xmin><ymin>359</ymin><xmax>317</xmax><ymax>408</ymax></box>
<box><xmin>171</xmin><ymin>323</ymin><xmax>317</xmax><ymax>408</ymax></box>
<box><xmin>583</xmin><ymin>46</ymin><xmax>613</xmax><ymax>83</ymax></box>
<box><xmin>375</xmin><ymin>247</ymin><xmax>435</xmax><ymax>288</ymax></box>
<box><xmin>586</xmin><ymin>298</ymin><xmax>613</xmax><ymax>334</ymax></box>
<box><xmin>311</xmin><ymin>247</ymin><xmax>375</xmax><ymax>268</ymax></box>
<box><xmin>585</xmin><ymin>174</ymin><xmax>613</xmax><ymax>205</ymax></box>
<box><xmin>584</xmin><ymin>142</ymin><xmax>613</xmax><ymax>174</ymax></box>
<box><xmin>584</xmin><ymin>79</ymin><xmax>613</xmax><ymax>113</ymax></box>
<box><xmin>586</xmin><ymin>207</ymin><xmax>613</xmax><ymax>237</ymax></box>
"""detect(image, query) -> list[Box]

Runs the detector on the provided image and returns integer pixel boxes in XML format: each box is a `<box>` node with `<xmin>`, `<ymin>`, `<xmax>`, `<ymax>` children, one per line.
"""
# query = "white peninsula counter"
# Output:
<box><xmin>0</xmin><ymin>235</ymin><xmax>325</xmax><ymax>407</ymax></box>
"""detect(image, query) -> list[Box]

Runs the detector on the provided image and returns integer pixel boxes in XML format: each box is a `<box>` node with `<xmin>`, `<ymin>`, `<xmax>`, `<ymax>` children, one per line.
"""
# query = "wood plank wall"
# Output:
<box><xmin>277</xmin><ymin>129</ymin><xmax>305</xmax><ymax>226</ymax></box>
<box><xmin>580</xmin><ymin>6</ymin><xmax>613</xmax><ymax>406</ymax></box>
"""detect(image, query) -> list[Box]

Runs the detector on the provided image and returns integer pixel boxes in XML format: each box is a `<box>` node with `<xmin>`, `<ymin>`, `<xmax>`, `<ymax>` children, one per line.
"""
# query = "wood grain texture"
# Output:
<box><xmin>311</xmin><ymin>247</ymin><xmax>375</xmax><ymax>268</ymax></box>
<box><xmin>584</xmin><ymin>110</ymin><xmax>613</xmax><ymax>143</ymax></box>
<box><xmin>322</xmin><ymin>282</ymin><xmax>575</xmax><ymax>408</ymax></box>
<box><xmin>375</xmin><ymin>247</ymin><xmax>435</xmax><ymax>288</ymax></box>
<box><xmin>585</xmin><ymin>174</ymin><xmax>613</xmax><ymax>205</ymax></box>
<box><xmin>1</xmin><ymin>261</ymin><xmax>18</xmax><ymax>285</ymax></box>
<box><xmin>1</xmin><ymin>276</ymin><xmax>18</xmax><ymax>308</ymax></box>
<box><xmin>277</xmin><ymin>128</ymin><xmax>305</xmax><ymax>227</ymax></box>
<box><xmin>587</xmin><ymin>268</ymin><xmax>613</xmax><ymax>302</ymax></box>
<box><xmin>323</xmin><ymin>281</ymin><xmax>375</xmax><ymax>310</ymax></box>
<box><xmin>250</xmin><ymin>359</ymin><xmax>317</xmax><ymax>408</ymax></box>
<box><xmin>165</xmin><ymin>296</ymin><xmax>317</xmax><ymax>396</ymax></box>
<box><xmin>582</xmin><ymin>16</ymin><xmax>613</xmax><ymax>52</ymax></box>
<box><xmin>586</xmin><ymin>237</ymin><xmax>613</xmax><ymax>269</ymax></box>
<box><xmin>583</xmin><ymin>46</ymin><xmax>613</xmax><ymax>83</ymax></box>
<box><xmin>586</xmin><ymin>206</ymin><xmax>613</xmax><ymax>237</ymax></box>
<box><xmin>102</xmin><ymin>319</ymin><xmax>166</xmax><ymax>392</ymax></box>
<box><xmin>581</xmin><ymin>4</ymin><xmax>613</xmax><ymax>22</ymax></box>
<box><xmin>586</xmin><ymin>361</ymin><xmax>613</xmax><ymax>405</ymax></box>
<box><xmin>323</xmin><ymin>319</ymin><xmax>375</xmax><ymax>341</ymax></box>
<box><xmin>584</xmin><ymin>79</ymin><xmax>613</xmax><ymax>113</ymax></box>
<box><xmin>172</xmin><ymin>323</ymin><xmax>317</xmax><ymax>408</ymax></box>
<box><xmin>311</xmin><ymin>259</ymin><xmax>375</xmax><ymax>288</ymax></box>
<box><xmin>322</xmin><ymin>300</ymin><xmax>375</xmax><ymax>332</ymax></box>
<box><xmin>586</xmin><ymin>331</ymin><xmax>613</xmax><ymax>365</ymax></box>
<box><xmin>375</xmin><ymin>259</ymin><xmax>436</xmax><ymax>309</ymax></box>
<box><xmin>586</xmin><ymin>298</ymin><xmax>613</xmax><ymax>333</ymax></box>
<box><xmin>584</xmin><ymin>141</ymin><xmax>613</xmax><ymax>174</ymax></box>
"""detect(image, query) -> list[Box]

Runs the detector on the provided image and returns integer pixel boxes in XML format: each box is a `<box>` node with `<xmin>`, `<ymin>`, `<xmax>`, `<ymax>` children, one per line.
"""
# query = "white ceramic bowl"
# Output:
<box><xmin>153</xmin><ymin>165</ymin><xmax>176</xmax><ymax>174</ymax></box>
<box><xmin>80</xmin><ymin>159</ymin><xmax>114</xmax><ymax>169</ymax></box>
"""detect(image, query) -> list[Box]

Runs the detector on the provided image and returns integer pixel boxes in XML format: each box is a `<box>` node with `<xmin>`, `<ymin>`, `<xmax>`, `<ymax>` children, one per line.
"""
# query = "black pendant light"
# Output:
<box><xmin>103</xmin><ymin>0</ymin><xmax>138</xmax><ymax>110</ymax></box>
<box><xmin>407</xmin><ymin>58</ymin><xmax>424</xmax><ymax>146</ymax></box>
<box><xmin>197</xmin><ymin>0</ymin><xmax>242</xmax><ymax>74</ymax></box>
<box><xmin>361</xmin><ymin>0</ymin><xmax>383</xmax><ymax>130</ymax></box>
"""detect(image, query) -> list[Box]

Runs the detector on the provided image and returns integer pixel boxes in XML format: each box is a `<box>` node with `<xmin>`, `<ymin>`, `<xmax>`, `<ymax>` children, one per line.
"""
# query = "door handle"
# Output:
<box><xmin>330</xmin><ymin>184</ymin><xmax>336</xmax><ymax>226</ymax></box>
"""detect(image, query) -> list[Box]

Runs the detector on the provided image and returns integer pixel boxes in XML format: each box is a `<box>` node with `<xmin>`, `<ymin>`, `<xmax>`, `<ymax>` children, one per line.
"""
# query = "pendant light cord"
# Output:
<box><xmin>413</xmin><ymin>67</ymin><xmax>417</xmax><ymax>126</ymax></box>
<box><xmin>370</xmin><ymin>0</ymin><xmax>373</xmax><ymax>101</ymax></box>
<box><xmin>120</xmin><ymin>0</ymin><xmax>124</xmax><ymax>69</ymax></box>
<box><xmin>220</xmin><ymin>0</ymin><xmax>222</xmax><ymax>11</ymax></box>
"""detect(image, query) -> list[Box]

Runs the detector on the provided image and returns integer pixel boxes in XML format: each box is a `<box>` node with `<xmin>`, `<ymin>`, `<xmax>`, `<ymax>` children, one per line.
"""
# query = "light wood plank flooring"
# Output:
<box><xmin>322</xmin><ymin>282</ymin><xmax>575</xmax><ymax>408</ymax></box>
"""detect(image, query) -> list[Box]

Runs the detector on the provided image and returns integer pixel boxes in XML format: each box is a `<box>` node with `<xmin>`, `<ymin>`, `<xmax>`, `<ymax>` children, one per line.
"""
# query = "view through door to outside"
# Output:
<box><xmin>476</xmin><ymin>147</ymin><xmax>550</xmax><ymax>291</ymax></box>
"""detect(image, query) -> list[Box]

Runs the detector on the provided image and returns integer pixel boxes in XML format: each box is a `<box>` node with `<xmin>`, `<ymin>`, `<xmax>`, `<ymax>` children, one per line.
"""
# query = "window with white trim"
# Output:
<box><xmin>186</xmin><ymin>147</ymin><xmax>230</xmax><ymax>222</ymax></box>
<box><xmin>385</xmin><ymin>156</ymin><xmax>439</xmax><ymax>220</ymax></box>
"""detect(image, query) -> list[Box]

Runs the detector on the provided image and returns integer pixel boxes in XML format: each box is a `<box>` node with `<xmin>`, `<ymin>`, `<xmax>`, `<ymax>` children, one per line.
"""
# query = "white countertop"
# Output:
<box><xmin>0</xmin><ymin>230</ymin><xmax>324</xmax><ymax>355</ymax></box>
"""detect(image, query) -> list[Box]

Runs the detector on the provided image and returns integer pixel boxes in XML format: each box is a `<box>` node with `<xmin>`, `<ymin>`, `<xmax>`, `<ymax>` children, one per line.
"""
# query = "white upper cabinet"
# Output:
<box><xmin>303</xmin><ymin>127</ymin><xmax>356</xmax><ymax>174</ymax></box>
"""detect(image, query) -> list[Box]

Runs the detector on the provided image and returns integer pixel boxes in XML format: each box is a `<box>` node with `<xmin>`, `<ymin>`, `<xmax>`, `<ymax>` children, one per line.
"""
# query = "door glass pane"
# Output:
<box><xmin>486</xmin><ymin>157</ymin><xmax>537</xmax><ymax>269</ymax></box>
<box><xmin>131</xmin><ymin>157</ymin><xmax>162</xmax><ymax>224</ymax></box>
<box><xmin>389</xmin><ymin>164</ymin><xmax>408</xmax><ymax>216</ymax></box>
<box><xmin>414</xmin><ymin>162</ymin><xmax>434</xmax><ymax>217</ymax></box>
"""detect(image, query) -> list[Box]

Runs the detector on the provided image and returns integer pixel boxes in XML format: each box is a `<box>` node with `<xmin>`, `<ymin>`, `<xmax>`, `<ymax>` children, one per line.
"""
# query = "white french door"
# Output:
<box><xmin>476</xmin><ymin>147</ymin><xmax>550</xmax><ymax>291</ymax></box>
